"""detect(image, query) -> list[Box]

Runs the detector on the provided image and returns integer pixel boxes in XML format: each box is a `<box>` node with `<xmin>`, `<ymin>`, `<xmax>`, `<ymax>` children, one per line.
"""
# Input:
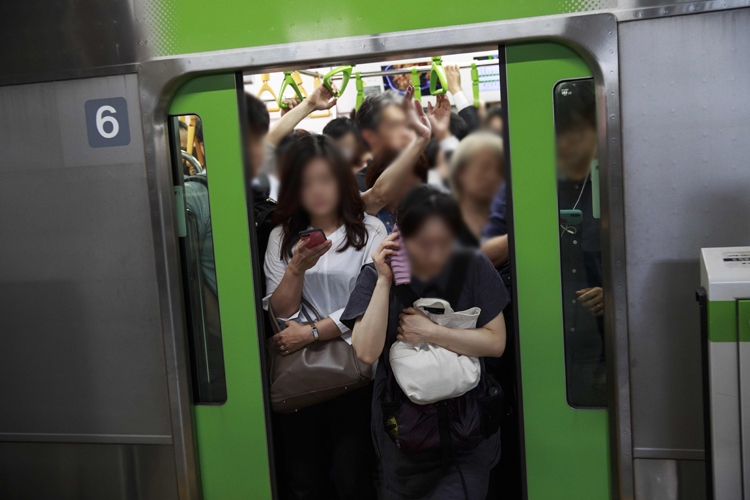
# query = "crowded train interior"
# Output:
<box><xmin>1</xmin><ymin>2</ymin><xmax>749</xmax><ymax>500</ymax></box>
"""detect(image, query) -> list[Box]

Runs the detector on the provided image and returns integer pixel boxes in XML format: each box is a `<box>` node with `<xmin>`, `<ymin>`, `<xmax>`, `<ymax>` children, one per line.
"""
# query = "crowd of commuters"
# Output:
<box><xmin>185</xmin><ymin>61</ymin><xmax>602</xmax><ymax>499</ymax></box>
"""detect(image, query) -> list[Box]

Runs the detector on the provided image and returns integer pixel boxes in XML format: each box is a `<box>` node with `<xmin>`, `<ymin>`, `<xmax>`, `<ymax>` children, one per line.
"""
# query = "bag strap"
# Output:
<box><xmin>444</xmin><ymin>250</ymin><xmax>472</xmax><ymax>308</ymax></box>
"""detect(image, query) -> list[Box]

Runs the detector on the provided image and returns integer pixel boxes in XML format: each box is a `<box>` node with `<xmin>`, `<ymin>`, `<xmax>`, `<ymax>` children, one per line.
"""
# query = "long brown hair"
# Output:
<box><xmin>273</xmin><ymin>134</ymin><xmax>368</xmax><ymax>259</ymax></box>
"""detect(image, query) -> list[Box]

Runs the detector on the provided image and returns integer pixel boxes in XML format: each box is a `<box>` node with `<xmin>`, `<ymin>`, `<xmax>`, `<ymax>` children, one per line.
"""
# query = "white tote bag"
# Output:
<box><xmin>389</xmin><ymin>298</ymin><xmax>482</xmax><ymax>405</ymax></box>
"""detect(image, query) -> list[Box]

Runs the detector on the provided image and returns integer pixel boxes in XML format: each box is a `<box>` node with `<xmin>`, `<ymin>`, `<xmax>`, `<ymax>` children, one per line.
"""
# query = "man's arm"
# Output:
<box><xmin>266</xmin><ymin>84</ymin><xmax>337</xmax><ymax>146</ymax></box>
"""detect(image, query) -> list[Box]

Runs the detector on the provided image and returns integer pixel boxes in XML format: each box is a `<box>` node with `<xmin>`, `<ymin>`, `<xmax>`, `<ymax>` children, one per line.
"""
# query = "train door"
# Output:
<box><xmin>503</xmin><ymin>43</ymin><xmax>610</xmax><ymax>499</ymax></box>
<box><xmin>168</xmin><ymin>74</ymin><xmax>274</xmax><ymax>499</ymax></box>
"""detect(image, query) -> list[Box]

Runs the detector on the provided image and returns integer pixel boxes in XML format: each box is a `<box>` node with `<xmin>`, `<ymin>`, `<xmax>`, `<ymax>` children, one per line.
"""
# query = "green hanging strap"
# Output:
<box><xmin>429</xmin><ymin>56</ymin><xmax>448</xmax><ymax>96</ymax></box>
<box><xmin>471</xmin><ymin>62</ymin><xmax>480</xmax><ymax>108</ymax></box>
<box><xmin>323</xmin><ymin>66</ymin><xmax>352</xmax><ymax>97</ymax></box>
<box><xmin>355</xmin><ymin>72</ymin><xmax>364</xmax><ymax>110</ymax></box>
<box><xmin>278</xmin><ymin>71</ymin><xmax>305</xmax><ymax>109</ymax></box>
<box><xmin>411</xmin><ymin>67</ymin><xmax>422</xmax><ymax>101</ymax></box>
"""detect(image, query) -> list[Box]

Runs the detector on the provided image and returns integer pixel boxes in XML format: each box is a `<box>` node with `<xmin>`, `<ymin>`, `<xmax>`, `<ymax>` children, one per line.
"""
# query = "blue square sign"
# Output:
<box><xmin>84</xmin><ymin>97</ymin><xmax>131</xmax><ymax>148</ymax></box>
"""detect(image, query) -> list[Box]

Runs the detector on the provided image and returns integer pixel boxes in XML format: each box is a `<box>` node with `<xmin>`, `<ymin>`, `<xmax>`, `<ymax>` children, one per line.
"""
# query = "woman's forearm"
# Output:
<box><xmin>269</xmin><ymin>264</ymin><xmax>305</xmax><ymax>318</ymax></box>
<box><xmin>430</xmin><ymin>314</ymin><xmax>506</xmax><ymax>358</ymax></box>
<box><xmin>480</xmin><ymin>235</ymin><xmax>509</xmax><ymax>268</ymax></box>
<box><xmin>352</xmin><ymin>277</ymin><xmax>391</xmax><ymax>364</ymax></box>
<box><xmin>363</xmin><ymin>136</ymin><xmax>429</xmax><ymax>215</ymax></box>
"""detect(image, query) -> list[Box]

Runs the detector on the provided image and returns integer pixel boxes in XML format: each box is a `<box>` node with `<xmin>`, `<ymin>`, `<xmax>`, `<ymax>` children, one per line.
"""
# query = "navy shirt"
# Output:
<box><xmin>482</xmin><ymin>182</ymin><xmax>508</xmax><ymax>238</ymax></box>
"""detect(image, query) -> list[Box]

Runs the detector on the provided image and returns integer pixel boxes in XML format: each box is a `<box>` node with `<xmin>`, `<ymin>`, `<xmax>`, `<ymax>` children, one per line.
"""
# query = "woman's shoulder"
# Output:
<box><xmin>363</xmin><ymin>213</ymin><xmax>387</xmax><ymax>235</ymax></box>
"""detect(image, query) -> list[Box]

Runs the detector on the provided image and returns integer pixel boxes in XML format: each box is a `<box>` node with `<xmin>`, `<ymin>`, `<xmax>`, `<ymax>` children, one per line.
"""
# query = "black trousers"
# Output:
<box><xmin>273</xmin><ymin>384</ymin><xmax>377</xmax><ymax>500</ymax></box>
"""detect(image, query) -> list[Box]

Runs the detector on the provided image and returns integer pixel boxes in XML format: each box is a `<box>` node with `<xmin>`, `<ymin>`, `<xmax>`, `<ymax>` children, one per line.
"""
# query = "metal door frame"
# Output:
<box><xmin>136</xmin><ymin>13</ymin><xmax>632</xmax><ymax>500</ymax></box>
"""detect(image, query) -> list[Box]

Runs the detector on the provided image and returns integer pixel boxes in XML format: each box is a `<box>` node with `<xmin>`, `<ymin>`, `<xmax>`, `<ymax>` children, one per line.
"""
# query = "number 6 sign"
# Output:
<box><xmin>85</xmin><ymin>97</ymin><xmax>131</xmax><ymax>148</ymax></box>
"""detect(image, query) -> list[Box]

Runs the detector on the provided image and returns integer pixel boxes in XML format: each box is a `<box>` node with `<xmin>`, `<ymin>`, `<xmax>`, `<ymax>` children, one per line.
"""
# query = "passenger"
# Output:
<box><xmin>256</xmin><ymin>84</ymin><xmax>338</xmax><ymax>200</ymax></box>
<box><xmin>555</xmin><ymin>84</ymin><xmax>605</xmax><ymax>407</ymax></box>
<box><xmin>484</xmin><ymin>105</ymin><xmax>504</xmax><ymax>136</ymax></box>
<box><xmin>244</xmin><ymin>93</ymin><xmax>271</xmax><ymax>180</ymax></box>
<box><xmin>449</xmin><ymin>132</ymin><xmax>505</xmax><ymax>252</ymax></box>
<box><xmin>322</xmin><ymin>117</ymin><xmax>361</xmax><ymax>165</ymax></box>
<box><xmin>359</xmin><ymin>86</ymin><xmax>433</xmax><ymax>222</ymax></box>
<box><xmin>425</xmin><ymin>139</ymin><xmax>450</xmax><ymax>190</ymax></box>
<box><xmin>354</xmin><ymin>90</ymin><xmax>416</xmax><ymax>191</ymax></box>
<box><xmin>342</xmin><ymin>185</ymin><xmax>508</xmax><ymax>500</ymax></box>
<box><xmin>263</xmin><ymin>133</ymin><xmax>383</xmax><ymax>500</ymax></box>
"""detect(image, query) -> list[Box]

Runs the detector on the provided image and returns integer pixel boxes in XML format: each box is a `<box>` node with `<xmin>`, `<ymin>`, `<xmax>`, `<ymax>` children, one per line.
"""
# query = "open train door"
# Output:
<box><xmin>502</xmin><ymin>43</ymin><xmax>612</xmax><ymax>499</ymax></box>
<box><xmin>167</xmin><ymin>74</ymin><xmax>275</xmax><ymax>499</ymax></box>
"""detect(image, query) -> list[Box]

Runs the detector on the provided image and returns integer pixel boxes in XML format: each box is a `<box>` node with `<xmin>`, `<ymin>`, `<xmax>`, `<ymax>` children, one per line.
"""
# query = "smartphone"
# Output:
<box><xmin>560</xmin><ymin>209</ymin><xmax>583</xmax><ymax>226</ymax></box>
<box><xmin>299</xmin><ymin>228</ymin><xmax>327</xmax><ymax>249</ymax></box>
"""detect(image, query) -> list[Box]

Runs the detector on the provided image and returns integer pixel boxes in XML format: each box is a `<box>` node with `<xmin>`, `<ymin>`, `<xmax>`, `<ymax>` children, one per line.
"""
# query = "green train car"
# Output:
<box><xmin>1</xmin><ymin>1</ymin><xmax>749</xmax><ymax>499</ymax></box>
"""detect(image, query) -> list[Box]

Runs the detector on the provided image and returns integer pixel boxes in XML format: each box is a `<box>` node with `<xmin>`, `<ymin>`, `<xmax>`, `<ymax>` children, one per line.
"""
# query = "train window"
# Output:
<box><xmin>553</xmin><ymin>79</ymin><xmax>607</xmax><ymax>409</ymax></box>
<box><xmin>169</xmin><ymin>114</ymin><xmax>227</xmax><ymax>404</ymax></box>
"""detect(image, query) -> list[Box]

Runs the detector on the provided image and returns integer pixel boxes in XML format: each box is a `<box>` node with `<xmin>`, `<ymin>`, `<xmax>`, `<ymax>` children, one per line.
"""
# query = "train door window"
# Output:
<box><xmin>169</xmin><ymin>114</ymin><xmax>227</xmax><ymax>404</ymax></box>
<box><xmin>553</xmin><ymin>78</ymin><xmax>607</xmax><ymax>408</ymax></box>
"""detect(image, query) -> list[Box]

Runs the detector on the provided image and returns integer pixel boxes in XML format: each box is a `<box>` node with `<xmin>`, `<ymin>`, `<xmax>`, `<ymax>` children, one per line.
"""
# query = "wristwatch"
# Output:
<box><xmin>310</xmin><ymin>323</ymin><xmax>320</xmax><ymax>342</ymax></box>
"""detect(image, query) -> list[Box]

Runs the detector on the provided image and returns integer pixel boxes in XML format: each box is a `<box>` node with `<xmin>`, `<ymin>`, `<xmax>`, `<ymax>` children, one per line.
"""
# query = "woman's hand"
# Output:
<box><xmin>577</xmin><ymin>287</ymin><xmax>604</xmax><ymax>317</ymax></box>
<box><xmin>371</xmin><ymin>231</ymin><xmax>399</xmax><ymax>282</ymax></box>
<box><xmin>307</xmin><ymin>83</ymin><xmax>338</xmax><ymax>111</ymax></box>
<box><xmin>273</xmin><ymin>320</ymin><xmax>314</xmax><ymax>355</ymax></box>
<box><xmin>402</xmin><ymin>85</ymin><xmax>431</xmax><ymax>141</ymax></box>
<box><xmin>280</xmin><ymin>97</ymin><xmax>302</xmax><ymax>116</ymax></box>
<box><xmin>398</xmin><ymin>308</ymin><xmax>438</xmax><ymax>344</ymax></box>
<box><xmin>289</xmin><ymin>239</ymin><xmax>333</xmax><ymax>275</ymax></box>
<box><xmin>427</xmin><ymin>94</ymin><xmax>451</xmax><ymax>141</ymax></box>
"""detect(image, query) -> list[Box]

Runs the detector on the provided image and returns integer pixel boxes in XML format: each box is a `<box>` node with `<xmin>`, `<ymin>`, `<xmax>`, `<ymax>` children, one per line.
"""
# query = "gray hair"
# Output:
<box><xmin>355</xmin><ymin>90</ymin><xmax>402</xmax><ymax>132</ymax></box>
<box><xmin>449</xmin><ymin>131</ymin><xmax>504</xmax><ymax>196</ymax></box>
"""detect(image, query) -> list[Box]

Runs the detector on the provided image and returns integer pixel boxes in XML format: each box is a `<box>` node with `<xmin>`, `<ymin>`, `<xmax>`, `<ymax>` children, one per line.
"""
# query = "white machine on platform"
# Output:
<box><xmin>700</xmin><ymin>246</ymin><xmax>750</xmax><ymax>500</ymax></box>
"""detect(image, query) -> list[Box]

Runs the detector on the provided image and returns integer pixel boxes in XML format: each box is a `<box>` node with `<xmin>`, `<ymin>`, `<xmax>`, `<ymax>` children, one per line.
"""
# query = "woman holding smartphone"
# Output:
<box><xmin>263</xmin><ymin>131</ymin><xmax>385</xmax><ymax>500</ymax></box>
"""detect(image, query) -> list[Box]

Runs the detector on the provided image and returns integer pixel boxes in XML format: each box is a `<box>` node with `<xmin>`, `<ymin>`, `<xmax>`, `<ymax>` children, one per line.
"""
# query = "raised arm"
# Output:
<box><xmin>266</xmin><ymin>84</ymin><xmax>338</xmax><ymax>146</ymax></box>
<box><xmin>361</xmin><ymin>86</ymin><xmax>431</xmax><ymax>215</ymax></box>
<box><xmin>352</xmin><ymin>233</ymin><xmax>399</xmax><ymax>364</ymax></box>
<box><xmin>398</xmin><ymin>308</ymin><xmax>506</xmax><ymax>358</ymax></box>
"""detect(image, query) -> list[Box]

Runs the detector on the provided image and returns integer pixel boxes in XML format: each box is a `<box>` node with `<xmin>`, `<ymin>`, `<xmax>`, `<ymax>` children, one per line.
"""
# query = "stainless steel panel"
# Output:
<box><xmin>619</xmin><ymin>7</ymin><xmax>750</xmax><ymax>461</ymax></box>
<box><xmin>634</xmin><ymin>459</ymin><xmax>707</xmax><ymax>500</ymax></box>
<box><xmin>0</xmin><ymin>75</ymin><xmax>173</xmax><ymax>442</ymax></box>
<box><xmin>0</xmin><ymin>1</ymin><xmax>139</xmax><ymax>79</ymax></box>
<box><xmin>0</xmin><ymin>442</ymin><xmax>179</xmax><ymax>500</ymax></box>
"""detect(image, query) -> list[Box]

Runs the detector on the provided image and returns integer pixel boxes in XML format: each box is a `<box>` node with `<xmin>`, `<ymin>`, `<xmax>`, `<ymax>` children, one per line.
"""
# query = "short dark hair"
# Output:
<box><xmin>323</xmin><ymin>117</ymin><xmax>358</xmax><ymax>140</ymax></box>
<box><xmin>355</xmin><ymin>90</ymin><xmax>401</xmax><ymax>132</ymax></box>
<box><xmin>245</xmin><ymin>93</ymin><xmax>270</xmax><ymax>136</ymax></box>
<box><xmin>555</xmin><ymin>83</ymin><xmax>595</xmax><ymax>134</ymax></box>
<box><xmin>396</xmin><ymin>185</ymin><xmax>463</xmax><ymax>238</ymax></box>
<box><xmin>365</xmin><ymin>149</ymin><xmax>429</xmax><ymax>189</ymax></box>
<box><xmin>449</xmin><ymin>112</ymin><xmax>469</xmax><ymax>141</ymax></box>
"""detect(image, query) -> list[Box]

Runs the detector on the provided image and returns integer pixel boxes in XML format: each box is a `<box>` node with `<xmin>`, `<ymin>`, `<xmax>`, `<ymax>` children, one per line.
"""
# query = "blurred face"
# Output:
<box><xmin>556</xmin><ymin>123</ymin><xmax>597</xmax><ymax>179</ymax></box>
<box><xmin>246</xmin><ymin>131</ymin><xmax>266</xmax><ymax>178</ymax></box>
<box><xmin>487</xmin><ymin>116</ymin><xmax>503</xmax><ymax>136</ymax></box>
<box><xmin>456</xmin><ymin>149</ymin><xmax>503</xmax><ymax>204</ymax></box>
<box><xmin>373</xmin><ymin>104</ymin><xmax>414</xmax><ymax>153</ymax></box>
<box><xmin>333</xmin><ymin>132</ymin><xmax>359</xmax><ymax>163</ymax></box>
<box><xmin>300</xmin><ymin>158</ymin><xmax>340</xmax><ymax>218</ymax></box>
<box><xmin>404</xmin><ymin>216</ymin><xmax>456</xmax><ymax>279</ymax></box>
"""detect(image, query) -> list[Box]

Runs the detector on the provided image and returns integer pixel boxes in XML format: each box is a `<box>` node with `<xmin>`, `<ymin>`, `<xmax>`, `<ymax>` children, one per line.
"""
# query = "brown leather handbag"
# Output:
<box><xmin>267</xmin><ymin>298</ymin><xmax>372</xmax><ymax>413</ymax></box>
